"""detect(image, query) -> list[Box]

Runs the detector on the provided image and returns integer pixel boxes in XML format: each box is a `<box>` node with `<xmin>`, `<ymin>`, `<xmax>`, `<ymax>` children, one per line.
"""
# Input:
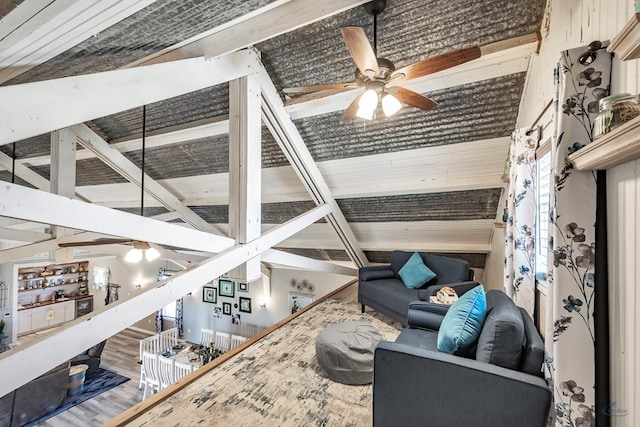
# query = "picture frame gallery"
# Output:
<box><xmin>203</xmin><ymin>286</ymin><xmax>217</xmax><ymax>303</ymax></box>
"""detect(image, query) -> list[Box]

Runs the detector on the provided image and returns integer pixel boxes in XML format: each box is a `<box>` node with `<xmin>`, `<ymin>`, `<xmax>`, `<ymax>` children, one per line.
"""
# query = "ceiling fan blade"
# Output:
<box><xmin>283</xmin><ymin>82</ymin><xmax>358</xmax><ymax>94</ymax></box>
<box><xmin>340</xmin><ymin>93</ymin><xmax>364</xmax><ymax>122</ymax></box>
<box><xmin>58</xmin><ymin>238</ymin><xmax>132</xmax><ymax>248</ymax></box>
<box><xmin>341</xmin><ymin>26</ymin><xmax>379</xmax><ymax>79</ymax></box>
<box><xmin>390</xmin><ymin>46</ymin><xmax>482</xmax><ymax>82</ymax></box>
<box><xmin>390</xmin><ymin>86</ymin><xmax>437</xmax><ymax>111</ymax></box>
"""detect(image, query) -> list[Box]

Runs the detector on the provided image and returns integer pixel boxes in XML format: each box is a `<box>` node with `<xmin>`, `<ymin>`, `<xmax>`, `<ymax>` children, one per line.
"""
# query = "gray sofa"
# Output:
<box><xmin>358</xmin><ymin>251</ymin><xmax>479</xmax><ymax>324</ymax></box>
<box><xmin>373</xmin><ymin>290</ymin><xmax>552</xmax><ymax>427</ymax></box>
<box><xmin>0</xmin><ymin>362</ymin><xmax>71</xmax><ymax>427</ymax></box>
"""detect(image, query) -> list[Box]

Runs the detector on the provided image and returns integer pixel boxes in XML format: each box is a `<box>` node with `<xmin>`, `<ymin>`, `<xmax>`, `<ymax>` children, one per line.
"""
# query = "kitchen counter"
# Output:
<box><xmin>18</xmin><ymin>294</ymin><xmax>93</xmax><ymax>311</ymax></box>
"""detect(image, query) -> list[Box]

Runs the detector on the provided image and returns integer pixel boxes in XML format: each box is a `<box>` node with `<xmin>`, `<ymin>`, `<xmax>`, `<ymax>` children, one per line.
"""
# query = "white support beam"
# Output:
<box><xmin>262</xmin><ymin>249</ymin><xmax>357</xmax><ymax>276</ymax></box>
<box><xmin>127</xmin><ymin>0</ymin><xmax>368</xmax><ymax>67</ymax></box>
<box><xmin>71</xmin><ymin>123</ymin><xmax>220</xmax><ymax>234</ymax></box>
<box><xmin>0</xmin><ymin>150</ymin><xmax>50</xmax><ymax>190</ymax></box>
<box><xmin>0</xmin><ymin>182</ymin><xmax>235</xmax><ymax>253</ymax></box>
<box><xmin>0</xmin><ymin>0</ymin><xmax>159</xmax><ymax>84</ymax></box>
<box><xmin>50</xmin><ymin>128</ymin><xmax>77</xmax><ymax>261</ymax></box>
<box><xmin>227</xmin><ymin>73</ymin><xmax>262</xmax><ymax>283</ymax></box>
<box><xmin>0</xmin><ymin>50</ymin><xmax>260</xmax><ymax>145</ymax></box>
<box><xmin>0</xmin><ymin>203</ymin><xmax>331</xmax><ymax>396</ymax></box>
<box><xmin>0</xmin><ymin>227</ymin><xmax>50</xmax><ymax>243</ymax></box>
<box><xmin>258</xmin><ymin>65</ymin><xmax>368</xmax><ymax>268</ymax></box>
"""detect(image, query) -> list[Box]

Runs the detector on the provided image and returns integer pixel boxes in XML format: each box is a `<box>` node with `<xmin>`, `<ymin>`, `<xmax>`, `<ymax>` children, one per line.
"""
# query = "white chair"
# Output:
<box><xmin>158</xmin><ymin>355</ymin><xmax>175</xmax><ymax>390</ymax></box>
<box><xmin>139</xmin><ymin>335</ymin><xmax>161</xmax><ymax>389</ymax></box>
<box><xmin>160</xmin><ymin>327</ymin><xmax>178</xmax><ymax>351</ymax></box>
<box><xmin>174</xmin><ymin>360</ymin><xmax>194</xmax><ymax>381</ymax></box>
<box><xmin>230</xmin><ymin>334</ymin><xmax>247</xmax><ymax>349</ymax></box>
<box><xmin>141</xmin><ymin>351</ymin><xmax>161</xmax><ymax>399</ymax></box>
<box><xmin>200</xmin><ymin>328</ymin><xmax>214</xmax><ymax>346</ymax></box>
<box><xmin>214</xmin><ymin>331</ymin><xmax>231</xmax><ymax>352</ymax></box>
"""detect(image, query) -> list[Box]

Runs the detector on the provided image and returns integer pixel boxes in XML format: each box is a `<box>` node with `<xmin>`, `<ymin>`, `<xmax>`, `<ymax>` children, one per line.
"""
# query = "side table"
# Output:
<box><xmin>67</xmin><ymin>364</ymin><xmax>89</xmax><ymax>396</ymax></box>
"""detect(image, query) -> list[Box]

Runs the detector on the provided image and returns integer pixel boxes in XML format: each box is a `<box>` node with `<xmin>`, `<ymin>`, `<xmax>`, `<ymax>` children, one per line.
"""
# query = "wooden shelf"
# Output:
<box><xmin>568</xmin><ymin>115</ymin><xmax>640</xmax><ymax>170</ymax></box>
<box><xmin>608</xmin><ymin>13</ymin><xmax>640</xmax><ymax>60</ymax></box>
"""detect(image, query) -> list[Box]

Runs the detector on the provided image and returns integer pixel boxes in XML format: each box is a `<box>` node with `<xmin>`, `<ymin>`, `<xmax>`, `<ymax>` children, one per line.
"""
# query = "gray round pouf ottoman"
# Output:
<box><xmin>315</xmin><ymin>321</ymin><xmax>383</xmax><ymax>385</ymax></box>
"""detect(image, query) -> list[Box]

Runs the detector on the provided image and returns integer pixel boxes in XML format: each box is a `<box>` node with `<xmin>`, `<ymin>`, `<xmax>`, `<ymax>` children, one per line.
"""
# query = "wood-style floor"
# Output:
<box><xmin>37</xmin><ymin>328</ymin><xmax>152</xmax><ymax>427</ymax></box>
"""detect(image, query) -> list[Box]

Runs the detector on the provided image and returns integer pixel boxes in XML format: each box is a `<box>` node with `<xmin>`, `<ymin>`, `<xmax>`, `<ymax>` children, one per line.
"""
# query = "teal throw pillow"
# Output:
<box><xmin>437</xmin><ymin>285</ymin><xmax>487</xmax><ymax>354</ymax></box>
<box><xmin>398</xmin><ymin>252</ymin><xmax>436</xmax><ymax>289</ymax></box>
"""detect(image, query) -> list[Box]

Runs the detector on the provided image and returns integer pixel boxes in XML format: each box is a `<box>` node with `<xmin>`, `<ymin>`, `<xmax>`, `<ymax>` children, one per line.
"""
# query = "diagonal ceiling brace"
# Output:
<box><xmin>258</xmin><ymin>62</ymin><xmax>368</xmax><ymax>268</ymax></box>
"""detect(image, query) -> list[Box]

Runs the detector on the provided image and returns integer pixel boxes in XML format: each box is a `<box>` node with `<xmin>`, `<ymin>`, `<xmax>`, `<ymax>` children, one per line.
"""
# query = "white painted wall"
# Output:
<box><xmin>517</xmin><ymin>1</ymin><xmax>640</xmax><ymax>424</ymax></box>
<box><xmin>181</xmin><ymin>267</ymin><xmax>354</xmax><ymax>344</ymax></box>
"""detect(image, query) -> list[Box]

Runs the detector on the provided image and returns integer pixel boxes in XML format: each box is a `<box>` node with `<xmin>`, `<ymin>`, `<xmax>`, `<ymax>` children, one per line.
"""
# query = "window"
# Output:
<box><xmin>162</xmin><ymin>300</ymin><xmax>177</xmax><ymax>319</ymax></box>
<box><xmin>535</xmin><ymin>147</ymin><xmax>551</xmax><ymax>287</ymax></box>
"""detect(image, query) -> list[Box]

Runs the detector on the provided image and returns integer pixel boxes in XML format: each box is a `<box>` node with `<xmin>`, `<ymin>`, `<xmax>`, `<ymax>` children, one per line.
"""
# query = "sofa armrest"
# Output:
<box><xmin>373</xmin><ymin>342</ymin><xmax>552</xmax><ymax>427</ymax></box>
<box><xmin>406</xmin><ymin>301</ymin><xmax>450</xmax><ymax>331</ymax></box>
<box><xmin>419</xmin><ymin>280</ymin><xmax>481</xmax><ymax>299</ymax></box>
<box><xmin>359</xmin><ymin>265</ymin><xmax>395</xmax><ymax>282</ymax></box>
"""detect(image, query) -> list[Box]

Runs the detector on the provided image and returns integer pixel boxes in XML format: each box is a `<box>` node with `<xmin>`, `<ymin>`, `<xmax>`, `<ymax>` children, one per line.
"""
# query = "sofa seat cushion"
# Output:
<box><xmin>437</xmin><ymin>285</ymin><xmax>487</xmax><ymax>354</ymax></box>
<box><xmin>360</xmin><ymin>278</ymin><xmax>421</xmax><ymax>318</ymax></box>
<box><xmin>398</xmin><ymin>252</ymin><xmax>437</xmax><ymax>288</ymax></box>
<box><xmin>395</xmin><ymin>328</ymin><xmax>438</xmax><ymax>351</ymax></box>
<box><xmin>475</xmin><ymin>290</ymin><xmax>525</xmax><ymax>370</ymax></box>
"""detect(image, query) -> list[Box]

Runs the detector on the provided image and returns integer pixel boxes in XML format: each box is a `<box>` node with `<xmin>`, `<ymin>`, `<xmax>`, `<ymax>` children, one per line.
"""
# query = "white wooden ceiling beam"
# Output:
<box><xmin>0</xmin><ymin>182</ymin><xmax>235</xmax><ymax>253</ymax></box>
<box><xmin>227</xmin><ymin>73</ymin><xmax>263</xmax><ymax>283</ymax></box>
<box><xmin>127</xmin><ymin>0</ymin><xmax>369</xmax><ymax>67</ymax></box>
<box><xmin>50</xmin><ymin>128</ymin><xmax>77</xmax><ymax>262</ymax></box>
<box><xmin>262</xmin><ymin>249</ymin><xmax>357</xmax><ymax>276</ymax></box>
<box><xmin>0</xmin><ymin>203</ymin><xmax>331</xmax><ymax>396</ymax></box>
<box><xmin>0</xmin><ymin>150</ymin><xmax>50</xmax><ymax>190</ymax></box>
<box><xmin>0</xmin><ymin>0</ymin><xmax>159</xmax><ymax>84</ymax></box>
<box><xmin>0</xmin><ymin>227</ymin><xmax>50</xmax><ymax>243</ymax></box>
<box><xmin>259</xmin><ymin>64</ymin><xmax>368</xmax><ymax>268</ymax></box>
<box><xmin>0</xmin><ymin>50</ymin><xmax>261</xmax><ymax>145</ymax></box>
<box><xmin>71</xmin><ymin>123</ymin><xmax>220</xmax><ymax>234</ymax></box>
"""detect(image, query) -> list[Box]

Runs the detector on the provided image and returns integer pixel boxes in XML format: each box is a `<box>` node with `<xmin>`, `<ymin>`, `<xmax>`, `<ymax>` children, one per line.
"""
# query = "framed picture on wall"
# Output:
<box><xmin>203</xmin><ymin>286</ymin><xmax>217</xmax><ymax>303</ymax></box>
<box><xmin>289</xmin><ymin>292</ymin><xmax>315</xmax><ymax>314</ymax></box>
<box><xmin>237</xmin><ymin>282</ymin><xmax>249</xmax><ymax>293</ymax></box>
<box><xmin>222</xmin><ymin>302</ymin><xmax>232</xmax><ymax>315</ymax></box>
<box><xmin>219</xmin><ymin>279</ymin><xmax>235</xmax><ymax>298</ymax></box>
<box><xmin>239</xmin><ymin>297</ymin><xmax>252</xmax><ymax>313</ymax></box>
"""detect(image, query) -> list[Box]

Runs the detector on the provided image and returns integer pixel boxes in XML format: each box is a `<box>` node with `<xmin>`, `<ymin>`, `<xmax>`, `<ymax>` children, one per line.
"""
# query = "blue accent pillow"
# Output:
<box><xmin>437</xmin><ymin>285</ymin><xmax>487</xmax><ymax>354</ymax></box>
<box><xmin>397</xmin><ymin>252</ymin><xmax>436</xmax><ymax>288</ymax></box>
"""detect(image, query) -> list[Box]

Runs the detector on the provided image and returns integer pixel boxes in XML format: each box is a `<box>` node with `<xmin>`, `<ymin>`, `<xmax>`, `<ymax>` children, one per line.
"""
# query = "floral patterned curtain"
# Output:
<box><xmin>545</xmin><ymin>44</ymin><xmax>611</xmax><ymax>426</ymax></box>
<box><xmin>504</xmin><ymin>127</ymin><xmax>539</xmax><ymax>316</ymax></box>
<box><xmin>175</xmin><ymin>298</ymin><xmax>183</xmax><ymax>336</ymax></box>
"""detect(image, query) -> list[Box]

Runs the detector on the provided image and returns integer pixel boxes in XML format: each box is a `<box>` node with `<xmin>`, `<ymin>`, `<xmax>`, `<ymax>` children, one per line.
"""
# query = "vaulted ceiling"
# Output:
<box><xmin>0</xmin><ymin>0</ymin><xmax>546</xmax><ymax>271</ymax></box>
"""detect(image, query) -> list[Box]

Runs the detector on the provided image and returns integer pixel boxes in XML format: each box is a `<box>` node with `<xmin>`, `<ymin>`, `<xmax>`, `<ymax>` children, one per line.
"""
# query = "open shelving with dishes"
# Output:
<box><xmin>17</xmin><ymin>260</ymin><xmax>89</xmax><ymax>294</ymax></box>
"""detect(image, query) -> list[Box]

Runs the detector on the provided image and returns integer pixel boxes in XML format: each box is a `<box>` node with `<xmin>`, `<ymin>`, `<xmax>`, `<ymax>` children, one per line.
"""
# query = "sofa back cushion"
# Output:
<box><xmin>475</xmin><ymin>290</ymin><xmax>525</xmax><ymax>370</ymax></box>
<box><xmin>390</xmin><ymin>251</ymin><xmax>470</xmax><ymax>287</ymax></box>
<box><xmin>423</xmin><ymin>254</ymin><xmax>471</xmax><ymax>284</ymax></box>
<box><xmin>519</xmin><ymin>307</ymin><xmax>545</xmax><ymax>377</ymax></box>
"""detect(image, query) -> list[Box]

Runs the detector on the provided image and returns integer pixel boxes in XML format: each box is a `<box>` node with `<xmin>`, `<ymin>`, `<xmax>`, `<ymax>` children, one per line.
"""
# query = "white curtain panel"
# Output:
<box><xmin>504</xmin><ymin>126</ymin><xmax>539</xmax><ymax>315</ymax></box>
<box><xmin>545</xmin><ymin>44</ymin><xmax>612</xmax><ymax>427</ymax></box>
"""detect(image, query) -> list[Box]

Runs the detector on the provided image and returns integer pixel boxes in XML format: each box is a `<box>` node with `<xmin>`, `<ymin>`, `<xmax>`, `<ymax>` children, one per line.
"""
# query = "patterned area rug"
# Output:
<box><xmin>128</xmin><ymin>298</ymin><xmax>401</xmax><ymax>426</ymax></box>
<box><xmin>25</xmin><ymin>368</ymin><xmax>130</xmax><ymax>427</ymax></box>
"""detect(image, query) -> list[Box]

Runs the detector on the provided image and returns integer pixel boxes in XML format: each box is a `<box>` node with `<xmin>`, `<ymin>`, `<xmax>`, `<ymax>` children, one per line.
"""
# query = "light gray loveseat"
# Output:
<box><xmin>373</xmin><ymin>290</ymin><xmax>552</xmax><ymax>427</ymax></box>
<box><xmin>358</xmin><ymin>250</ymin><xmax>479</xmax><ymax>325</ymax></box>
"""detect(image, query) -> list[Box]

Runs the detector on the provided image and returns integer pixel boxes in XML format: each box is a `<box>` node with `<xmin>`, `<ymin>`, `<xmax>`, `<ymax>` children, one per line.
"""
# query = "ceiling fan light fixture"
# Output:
<box><xmin>356</xmin><ymin>88</ymin><xmax>378</xmax><ymax>119</ymax></box>
<box><xmin>145</xmin><ymin>246</ymin><xmax>161</xmax><ymax>262</ymax></box>
<box><xmin>382</xmin><ymin>93</ymin><xmax>402</xmax><ymax>117</ymax></box>
<box><xmin>125</xmin><ymin>247</ymin><xmax>143</xmax><ymax>263</ymax></box>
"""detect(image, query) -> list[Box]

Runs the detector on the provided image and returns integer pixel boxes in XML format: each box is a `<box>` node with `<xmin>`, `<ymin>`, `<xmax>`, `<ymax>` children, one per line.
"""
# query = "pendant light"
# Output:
<box><xmin>125</xmin><ymin>105</ymin><xmax>160</xmax><ymax>263</ymax></box>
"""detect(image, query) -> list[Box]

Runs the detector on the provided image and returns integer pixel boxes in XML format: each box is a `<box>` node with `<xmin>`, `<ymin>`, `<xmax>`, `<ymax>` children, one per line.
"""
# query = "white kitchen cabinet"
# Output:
<box><xmin>18</xmin><ymin>311</ymin><xmax>31</xmax><ymax>335</ymax></box>
<box><xmin>64</xmin><ymin>301</ymin><xmax>75</xmax><ymax>321</ymax></box>
<box><xmin>31</xmin><ymin>307</ymin><xmax>49</xmax><ymax>330</ymax></box>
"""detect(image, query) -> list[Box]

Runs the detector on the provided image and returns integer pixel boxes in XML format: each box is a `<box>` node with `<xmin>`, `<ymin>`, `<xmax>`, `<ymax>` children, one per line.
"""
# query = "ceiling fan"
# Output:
<box><xmin>58</xmin><ymin>239</ymin><xmax>161</xmax><ymax>262</ymax></box>
<box><xmin>282</xmin><ymin>0</ymin><xmax>482</xmax><ymax>122</ymax></box>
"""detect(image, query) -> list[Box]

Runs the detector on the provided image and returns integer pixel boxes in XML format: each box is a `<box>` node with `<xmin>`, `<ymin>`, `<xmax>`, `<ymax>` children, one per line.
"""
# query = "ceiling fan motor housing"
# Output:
<box><xmin>364</xmin><ymin>0</ymin><xmax>387</xmax><ymax>16</ymax></box>
<box><xmin>355</xmin><ymin>57</ymin><xmax>395</xmax><ymax>84</ymax></box>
